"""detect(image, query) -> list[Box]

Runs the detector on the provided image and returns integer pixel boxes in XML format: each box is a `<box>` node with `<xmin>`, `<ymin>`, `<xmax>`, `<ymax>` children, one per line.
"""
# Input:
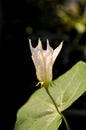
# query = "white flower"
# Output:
<box><xmin>29</xmin><ymin>38</ymin><xmax>63</xmax><ymax>87</ymax></box>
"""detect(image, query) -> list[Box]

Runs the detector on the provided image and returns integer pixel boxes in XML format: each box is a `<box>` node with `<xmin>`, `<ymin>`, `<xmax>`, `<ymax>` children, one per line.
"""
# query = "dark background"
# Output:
<box><xmin>0</xmin><ymin>0</ymin><xmax>86</xmax><ymax>130</ymax></box>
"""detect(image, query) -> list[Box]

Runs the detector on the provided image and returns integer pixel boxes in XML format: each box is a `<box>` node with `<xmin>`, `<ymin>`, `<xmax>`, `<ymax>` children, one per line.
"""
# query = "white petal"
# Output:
<box><xmin>37</xmin><ymin>38</ymin><xmax>42</xmax><ymax>49</ymax></box>
<box><xmin>47</xmin><ymin>39</ymin><xmax>53</xmax><ymax>52</ymax></box>
<box><xmin>29</xmin><ymin>39</ymin><xmax>63</xmax><ymax>87</ymax></box>
<box><xmin>53</xmin><ymin>41</ymin><xmax>63</xmax><ymax>64</ymax></box>
<box><xmin>29</xmin><ymin>39</ymin><xmax>33</xmax><ymax>51</ymax></box>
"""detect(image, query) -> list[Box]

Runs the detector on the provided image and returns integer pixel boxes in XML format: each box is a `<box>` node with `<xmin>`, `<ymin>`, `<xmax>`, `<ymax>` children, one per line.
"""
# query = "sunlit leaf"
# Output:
<box><xmin>49</xmin><ymin>61</ymin><xmax>86</xmax><ymax>112</ymax></box>
<box><xmin>14</xmin><ymin>87</ymin><xmax>62</xmax><ymax>130</ymax></box>
<box><xmin>14</xmin><ymin>61</ymin><xmax>86</xmax><ymax>130</ymax></box>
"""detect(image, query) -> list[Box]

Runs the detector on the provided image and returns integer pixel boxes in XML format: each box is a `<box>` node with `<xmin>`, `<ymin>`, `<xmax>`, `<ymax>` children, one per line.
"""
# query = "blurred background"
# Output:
<box><xmin>0</xmin><ymin>0</ymin><xmax>86</xmax><ymax>130</ymax></box>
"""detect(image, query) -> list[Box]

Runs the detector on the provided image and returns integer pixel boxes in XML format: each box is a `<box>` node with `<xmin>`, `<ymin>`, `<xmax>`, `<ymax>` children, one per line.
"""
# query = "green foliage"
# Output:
<box><xmin>14</xmin><ymin>61</ymin><xmax>86</xmax><ymax>130</ymax></box>
<box><xmin>14</xmin><ymin>88</ymin><xmax>62</xmax><ymax>130</ymax></box>
<box><xmin>49</xmin><ymin>61</ymin><xmax>86</xmax><ymax>111</ymax></box>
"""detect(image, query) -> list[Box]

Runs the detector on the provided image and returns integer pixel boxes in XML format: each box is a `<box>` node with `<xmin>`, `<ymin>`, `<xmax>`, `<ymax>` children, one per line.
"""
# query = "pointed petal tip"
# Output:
<box><xmin>28</xmin><ymin>38</ymin><xmax>31</xmax><ymax>42</ymax></box>
<box><xmin>38</xmin><ymin>38</ymin><xmax>42</xmax><ymax>44</ymax></box>
<box><xmin>38</xmin><ymin>37</ymin><xmax>41</xmax><ymax>41</ymax></box>
<box><xmin>38</xmin><ymin>38</ymin><xmax>42</xmax><ymax>48</ymax></box>
<box><xmin>47</xmin><ymin>39</ymin><xmax>49</xmax><ymax>49</ymax></box>
<box><xmin>59</xmin><ymin>40</ymin><xmax>63</xmax><ymax>46</ymax></box>
<box><xmin>60</xmin><ymin>41</ymin><xmax>63</xmax><ymax>46</ymax></box>
<box><xmin>47</xmin><ymin>39</ymin><xmax>49</xmax><ymax>45</ymax></box>
<box><xmin>52</xmin><ymin>41</ymin><xmax>63</xmax><ymax>64</ymax></box>
<box><xmin>28</xmin><ymin>38</ymin><xmax>32</xmax><ymax>45</ymax></box>
<box><xmin>46</xmin><ymin>39</ymin><xmax>53</xmax><ymax>51</ymax></box>
<box><xmin>28</xmin><ymin>39</ymin><xmax>34</xmax><ymax>51</ymax></box>
<box><xmin>58</xmin><ymin>41</ymin><xmax>63</xmax><ymax>50</ymax></box>
<box><xmin>47</xmin><ymin>39</ymin><xmax>49</xmax><ymax>43</ymax></box>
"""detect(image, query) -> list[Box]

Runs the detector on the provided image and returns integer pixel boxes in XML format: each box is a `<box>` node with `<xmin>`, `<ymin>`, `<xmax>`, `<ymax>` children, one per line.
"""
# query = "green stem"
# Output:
<box><xmin>62</xmin><ymin>114</ymin><xmax>71</xmax><ymax>130</ymax></box>
<box><xmin>45</xmin><ymin>87</ymin><xmax>71</xmax><ymax>130</ymax></box>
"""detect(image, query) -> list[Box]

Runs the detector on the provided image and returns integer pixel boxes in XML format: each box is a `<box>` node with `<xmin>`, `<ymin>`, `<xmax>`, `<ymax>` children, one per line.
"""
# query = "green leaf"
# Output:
<box><xmin>14</xmin><ymin>87</ymin><xmax>62</xmax><ymax>130</ymax></box>
<box><xmin>49</xmin><ymin>61</ymin><xmax>86</xmax><ymax>112</ymax></box>
<box><xmin>14</xmin><ymin>61</ymin><xmax>86</xmax><ymax>130</ymax></box>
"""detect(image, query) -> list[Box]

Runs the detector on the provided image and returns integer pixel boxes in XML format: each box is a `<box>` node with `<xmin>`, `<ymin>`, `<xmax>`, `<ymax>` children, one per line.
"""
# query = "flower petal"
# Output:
<box><xmin>53</xmin><ymin>41</ymin><xmax>63</xmax><ymax>64</ymax></box>
<box><xmin>37</xmin><ymin>38</ymin><xmax>42</xmax><ymax>49</ymax></box>
<box><xmin>29</xmin><ymin>39</ymin><xmax>63</xmax><ymax>87</ymax></box>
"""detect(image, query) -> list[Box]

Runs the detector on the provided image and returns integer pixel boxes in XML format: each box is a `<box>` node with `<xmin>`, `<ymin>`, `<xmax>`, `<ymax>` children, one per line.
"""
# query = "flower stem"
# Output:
<box><xmin>45</xmin><ymin>87</ymin><xmax>71</xmax><ymax>130</ymax></box>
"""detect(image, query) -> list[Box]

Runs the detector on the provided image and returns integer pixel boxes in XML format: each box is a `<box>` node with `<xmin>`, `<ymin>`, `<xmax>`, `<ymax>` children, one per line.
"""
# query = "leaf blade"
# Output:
<box><xmin>14</xmin><ymin>87</ymin><xmax>62</xmax><ymax>130</ymax></box>
<box><xmin>14</xmin><ymin>61</ymin><xmax>86</xmax><ymax>130</ymax></box>
<box><xmin>49</xmin><ymin>61</ymin><xmax>86</xmax><ymax>111</ymax></box>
